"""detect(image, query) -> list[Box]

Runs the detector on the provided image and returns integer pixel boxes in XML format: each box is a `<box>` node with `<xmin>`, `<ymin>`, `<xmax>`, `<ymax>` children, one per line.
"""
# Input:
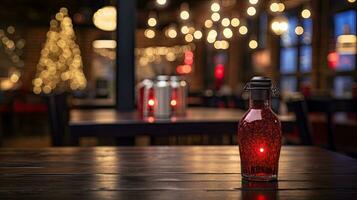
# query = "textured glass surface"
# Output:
<box><xmin>238</xmin><ymin>100</ymin><xmax>281</xmax><ymax>181</ymax></box>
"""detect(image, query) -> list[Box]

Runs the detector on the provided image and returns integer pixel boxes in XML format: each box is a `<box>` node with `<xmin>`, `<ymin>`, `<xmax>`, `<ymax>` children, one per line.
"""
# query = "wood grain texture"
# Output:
<box><xmin>1</xmin><ymin>146</ymin><xmax>356</xmax><ymax>199</ymax></box>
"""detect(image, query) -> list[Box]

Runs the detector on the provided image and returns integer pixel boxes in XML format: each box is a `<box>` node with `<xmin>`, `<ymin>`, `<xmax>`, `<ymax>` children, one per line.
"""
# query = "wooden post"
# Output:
<box><xmin>116</xmin><ymin>0</ymin><xmax>136</xmax><ymax>111</ymax></box>
<box><xmin>311</xmin><ymin>0</ymin><xmax>329</xmax><ymax>91</ymax></box>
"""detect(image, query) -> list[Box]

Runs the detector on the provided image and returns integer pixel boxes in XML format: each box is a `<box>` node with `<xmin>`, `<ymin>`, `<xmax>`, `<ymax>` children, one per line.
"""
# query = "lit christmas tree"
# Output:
<box><xmin>32</xmin><ymin>7</ymin><xmax>87</xmax><ymax>94</ymax></box>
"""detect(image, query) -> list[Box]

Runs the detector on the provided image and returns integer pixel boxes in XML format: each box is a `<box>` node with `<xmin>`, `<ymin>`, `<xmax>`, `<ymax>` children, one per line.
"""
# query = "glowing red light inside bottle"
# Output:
<box><xmin>259</xmin><ymin>147</ymin><xmax>264</xmax><ymax>153</ymax></box>
<box><xmin>257</xmin><ymin>194</ymin><xmax>267</xmax><ymax>200</ymax></box>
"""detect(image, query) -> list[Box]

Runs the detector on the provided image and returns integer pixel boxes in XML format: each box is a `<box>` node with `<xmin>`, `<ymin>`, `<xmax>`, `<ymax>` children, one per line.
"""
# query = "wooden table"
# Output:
<box><xmin>1</xmin><ymin>146</ymin><xmax>357</xmax><ymax>199</ymax></box>
<box><xmin>69</xmin><ymin>108</ymin><xmax>295</xmax><ymax>138</ymax></box>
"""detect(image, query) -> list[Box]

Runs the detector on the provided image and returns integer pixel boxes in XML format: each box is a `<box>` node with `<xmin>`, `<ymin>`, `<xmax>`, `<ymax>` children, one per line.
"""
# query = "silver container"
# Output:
<box><xmin>170</xmin><ymin>76</ymin><xmax>188</xmax><ymax>116</ymax></box>
<box><xmin>154</xmin><ymin>75</ymin><xmax>171</xmax><ymax>118</ymax></box>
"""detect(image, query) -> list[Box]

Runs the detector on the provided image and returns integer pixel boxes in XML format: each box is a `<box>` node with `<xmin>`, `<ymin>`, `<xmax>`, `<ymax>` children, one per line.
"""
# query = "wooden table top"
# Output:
<box><xmin>70</xmin><ymin>107</ymin><xmax>295</xmax><ymax>125</ymax></box>
<box><xmin>69</xmin><ymin>108</ymin><xmax>295</xmax><ymax>137</ymax></box>
<box><xmin>1</xmin><ymin>146</ymin><xmax>356</xmax><ymax>199</ymax></box>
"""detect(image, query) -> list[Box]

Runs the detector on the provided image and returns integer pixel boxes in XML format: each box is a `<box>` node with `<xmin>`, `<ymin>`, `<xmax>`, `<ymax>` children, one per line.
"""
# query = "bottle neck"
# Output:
<box><xmin>249</xmin><ymin>89</ymin><xmax>271</xmax><ymax>109</ymax></box>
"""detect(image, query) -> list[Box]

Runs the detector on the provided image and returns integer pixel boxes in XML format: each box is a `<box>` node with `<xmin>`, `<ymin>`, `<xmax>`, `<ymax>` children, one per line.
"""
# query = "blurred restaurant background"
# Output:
<box><xmin>0</xmin><ymin>0</ymin><xmax>356</xmax><ymax>155</ymax></box>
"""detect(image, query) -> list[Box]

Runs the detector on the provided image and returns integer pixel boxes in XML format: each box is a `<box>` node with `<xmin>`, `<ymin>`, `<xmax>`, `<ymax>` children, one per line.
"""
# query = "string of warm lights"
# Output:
<box><xmin>143</xmin><ymin>0</ymin><xmax>251</xmax><ymax>49</ymax></box>
<box><xmin>32</xmin><ymin>7</ymin><xmax>87</xmax><ymax>94</ymax></box>
<box><xmin>90</xmin><ymin>0</ymin><xmax>313</xmax><ymax>52</ymax></box>
<box><xmin>0</xmin><ymin>26</ymin><xmax>25</xmax><ymax>90</ymax></box>
<box><xmin>136</xmin><ymin>44</ymin><xmax>195</xmax><ymax>66</ymax></box>
<box><xmin>156</xmin><ymin>0</ymin><xmax>168</xmax><ymax>7</ymax></box>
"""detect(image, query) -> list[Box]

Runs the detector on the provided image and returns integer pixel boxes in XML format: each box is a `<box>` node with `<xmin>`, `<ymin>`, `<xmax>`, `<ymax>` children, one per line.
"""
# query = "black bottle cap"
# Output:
<box><xmin>247</xmin><ymin>76</ymin><xmax>272</xmax><ymax>90</ymax></box>
<box><xmin>246</xmin><ymin>76</ymin><xmax>272</xmax><ymax>101</ymax></box>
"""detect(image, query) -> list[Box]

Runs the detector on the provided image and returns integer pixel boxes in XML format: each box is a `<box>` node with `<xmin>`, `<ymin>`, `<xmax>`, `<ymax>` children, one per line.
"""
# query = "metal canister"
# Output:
<box><xmin>154</xmin><ymin>75</ymin><xmax>171</xmax><ymax>118</ymax></box>
<box><xmin>170</xmin><ymin>76</ymin><xmax>188</xmax><ymax>116</ymax></box>
<box><xmin>137</xmin><ymin>79</ymin><xmax>154</xmax><ymax>117</ymax></box>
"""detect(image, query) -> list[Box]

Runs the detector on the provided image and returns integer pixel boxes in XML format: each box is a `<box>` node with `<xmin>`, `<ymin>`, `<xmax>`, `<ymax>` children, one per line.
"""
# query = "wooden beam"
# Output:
<box><xmin>116</xmin><ymin>0</ymin><xmax>136</xmax><ymax>111</ymax></box>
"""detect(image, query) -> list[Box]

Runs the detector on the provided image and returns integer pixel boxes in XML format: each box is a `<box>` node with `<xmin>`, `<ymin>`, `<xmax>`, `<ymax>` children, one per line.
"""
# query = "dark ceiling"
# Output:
<box><xmin>0</xmin><ymin>0</ymin><xmax>208</xmax><ymax>27</ymax></box>
<box><xmin>0</xmin><ymin>0</ymin><xmax>313</xmax><ymax>29</ymax></box>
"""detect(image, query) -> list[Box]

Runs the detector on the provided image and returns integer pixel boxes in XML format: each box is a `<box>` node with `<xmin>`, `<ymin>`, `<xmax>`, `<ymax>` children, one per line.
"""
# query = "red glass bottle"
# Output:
<box><xmin>238</xmin><ymin>77</ymin><xmax>282</xmax><ymax>181</ymax></box>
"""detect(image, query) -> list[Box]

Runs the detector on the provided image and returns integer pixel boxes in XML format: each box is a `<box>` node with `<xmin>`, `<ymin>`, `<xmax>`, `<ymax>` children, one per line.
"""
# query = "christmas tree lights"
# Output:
<box><xmin>33</xmin><ymin>7</ymin><xmax>86</xmax><ymax>94</ymax></box>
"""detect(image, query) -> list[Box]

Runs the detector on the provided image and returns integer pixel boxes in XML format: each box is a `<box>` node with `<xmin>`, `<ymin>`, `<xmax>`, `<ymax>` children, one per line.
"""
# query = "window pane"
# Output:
<box><xmin>280</xmin><ymin>76</ymin><xmax>297</xmax><ymax>93</ymax></box>
<box><xmin>300</xmin><ymin>45</ymin><xmax>312</xmax><ymax>73</ymax></box>
<box><xmin>259</xmin><ymin>12</ymin><xmax>268</xmax><ymax>48</ymax></box>
<box><xmin>334</xmin><ymin>76</ymin><xmax>354</xmax><ymax>98</ymax></box>
<box><xmin>334</xmin><ymin>10</ymin><xmax>356</xmax><ymax>37</ymax></box>
<box><xmin>335</xmin><ymin>54</ymin><xmax>356</xmax><ymax>71</ymax></box>
<box><xmin>333</xmin><ymin>10</ymin><xmax>356</xmax><ymax>72</ymax></box>
<box><xmin>281</xmin><ymin>16</ymin><xmax>298</xmax><ymax>47</ymax></box>
<box><xmin>280</xmin><ymin>47</ymin><xmax>297</xmax><ymax>74</ymax></box>
<box><xmin>302</xmin><ymin>18</ymin><xmax>312</xmax><ymax>44</ymax></box>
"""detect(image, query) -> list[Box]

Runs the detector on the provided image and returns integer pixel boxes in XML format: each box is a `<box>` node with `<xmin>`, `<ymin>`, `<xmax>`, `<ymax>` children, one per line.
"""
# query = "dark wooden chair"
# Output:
<box><xmin>286</xmin><ymin>94</ymin><xmax>314</xmax><ymax>146</ymax></box>
<box><xmin>306</xmin><ymin>97</ymin><xmax>357</xmax><ymax>151</ymax></box>
<box><xmin>287</xmin><ymin>94</ymin><xmax>357</xmax><ymax>151</ymax></box>
<box><xmin>304</xmin><ymin>98</ymin><xmax>334</xmax><ymax>150</ymax></box>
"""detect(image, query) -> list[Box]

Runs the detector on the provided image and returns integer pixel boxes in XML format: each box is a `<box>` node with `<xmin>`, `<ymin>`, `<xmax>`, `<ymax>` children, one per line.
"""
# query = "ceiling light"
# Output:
<box><xmin>144</xmin><ymin>29</ymin><xmax>155</xmax><ymax>38</ymax></box>
<box><xmin>211</xmin><ymin>13</ymin><xmax>220</xmax><ymax>22</ymax></box>
<box><xmin>239</xmin><ymin>26</ymin><xmax>248</xmax><ymax>35</ymax></box>
<box><xmin>180</xmin><ymin>10</ymin><xmax>190</xmax><ymax>20</ymax></box>
<box><xmin>205</xmin><ymin>19</ymin><xmax>213</xmax><ymax>28</ymax></box>
<box><xmin>221</xmin><ymin>18</ymin><xmax>230</xmax><ymax>27</ymax></box>
<box><xmin>231</xmin><ymin>18</ymin><xmax>240</xmax><ymax>27</ymax></box>
<box><xmin>249</xmin><ymin>40</ymin><xmax>258</xmax><ymax>49</ymax></box>
<box><xmin>247</xmin><ymin>6</ymin><xmax>256</xmax><ymax>16</ymax></box>
<box><xmin>193</xmin><ymin>30</ymin><xmax>203</xmax><ymax>39</ymax></box>
<box><xmin>301</xmin><ymin>9</ymin><xmax>311</xmax><ymax>19</ymax></box>
<box><xmin>223</xmin><ymin>28</ymin><xmax>233</xmax><ymax>39</ymax></box>
<box><xmin>93</xmin><ymin>6</ymin><xmax>116</xmax><ymax>31</ymax></box>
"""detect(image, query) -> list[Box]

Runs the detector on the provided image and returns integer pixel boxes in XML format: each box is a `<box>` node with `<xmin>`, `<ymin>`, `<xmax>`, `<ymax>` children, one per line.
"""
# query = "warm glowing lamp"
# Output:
<box><xmin>93</xmin><ymin>6</ymin><xmax>116</xmax><ymax>31</ymax></box>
